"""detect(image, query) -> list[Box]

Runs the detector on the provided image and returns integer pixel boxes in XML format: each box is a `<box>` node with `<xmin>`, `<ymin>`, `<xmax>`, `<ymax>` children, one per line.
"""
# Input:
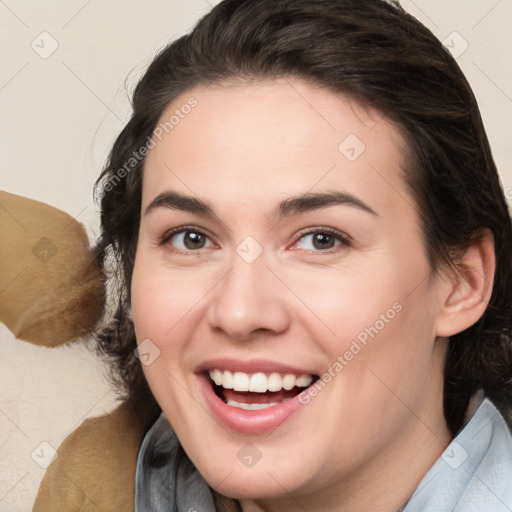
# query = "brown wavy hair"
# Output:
<box><xmin>93</xmin><ymin>0</ymin><xmax>512</xmax><ymax>435</ymax></box>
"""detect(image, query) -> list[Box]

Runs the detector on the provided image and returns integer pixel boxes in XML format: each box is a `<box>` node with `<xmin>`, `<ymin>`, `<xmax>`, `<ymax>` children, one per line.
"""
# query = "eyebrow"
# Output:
<box><xmin>144</xmin><ymin>190</ymin><xmax>377</xmax><ymax>219</ymax></box>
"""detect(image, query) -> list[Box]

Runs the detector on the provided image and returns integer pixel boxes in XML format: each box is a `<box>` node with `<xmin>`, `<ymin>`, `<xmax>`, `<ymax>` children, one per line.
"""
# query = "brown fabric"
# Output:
<box><xmin>33</xmin><ymin>402</ymin><xmax>152</xmax><ymax>512</ymax></box>
<box><xmin>211</xmin><ymin>489</ymin><xmax>242</xmax><ymax>512</ymax></box>
<box><xmin>0</xmin><ymin>191</ymin><xmax>104</xmax><ymax>346</ymax></box>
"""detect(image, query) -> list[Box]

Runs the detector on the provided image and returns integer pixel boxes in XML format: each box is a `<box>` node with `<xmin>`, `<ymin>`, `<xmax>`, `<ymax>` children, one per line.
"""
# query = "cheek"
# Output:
<box><xmin>130</xmin><ymin>257</ymin><xmax>195</xmax><ymax>404</ymax></box>
<box><xmin>332</xmin><ymin>278</ymin><xmax>440</xmax><ymax>421</ymax></box>
<box><xmin>131</xmin><ymin>254</ymin><xmax>202</xmax><ymax>336</ymax></box>
<box><xmin>282</xmin><ymin>261</ymin><xmax>406</xmax><ymax>341</ymax></box>
<box><xmin>284</xmin><ymin>254</ymin><xmax>437</xmax><ymax>374</ymax></box>
<box><xmin>130</xmin><ymin>254</ymin><xmax>220</xmax><ymax>381</ymax></box>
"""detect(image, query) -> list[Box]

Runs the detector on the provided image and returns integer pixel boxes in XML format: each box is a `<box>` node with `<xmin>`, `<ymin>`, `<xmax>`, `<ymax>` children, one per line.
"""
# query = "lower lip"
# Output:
<box><xmin>198</xmin><ymin>374</ymin><xmax>307</xmax><ymax>434</ymax></box>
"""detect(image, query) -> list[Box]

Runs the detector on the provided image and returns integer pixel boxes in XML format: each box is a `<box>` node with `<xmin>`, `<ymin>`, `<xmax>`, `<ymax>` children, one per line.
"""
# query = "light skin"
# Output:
<box><xmin>130</xmin><ymin>79</ymin><xmax>495</xmax><ymax>512</ymax></box>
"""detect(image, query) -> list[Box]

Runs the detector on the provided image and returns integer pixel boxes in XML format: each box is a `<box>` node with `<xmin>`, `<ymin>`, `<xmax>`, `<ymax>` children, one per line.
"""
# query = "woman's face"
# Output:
<box><xmin>131</xmin><ymin>79</ymin><xmax>452</xmax><ymax>505</ymax></box>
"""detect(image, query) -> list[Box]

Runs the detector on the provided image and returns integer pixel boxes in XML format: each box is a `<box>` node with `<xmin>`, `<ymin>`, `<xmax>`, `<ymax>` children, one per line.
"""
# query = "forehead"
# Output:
<box><xmin>142</xmin><ymin>79</ymin><xmax>415</xmax><ymax>221</ymax></box>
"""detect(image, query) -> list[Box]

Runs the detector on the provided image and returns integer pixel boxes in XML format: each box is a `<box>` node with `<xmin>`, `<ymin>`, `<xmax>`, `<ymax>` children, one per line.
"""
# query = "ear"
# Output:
<box><xmin>435</xmin><ymin>229</ymin><xmax>495</xmax><ymax>337</ymax></box>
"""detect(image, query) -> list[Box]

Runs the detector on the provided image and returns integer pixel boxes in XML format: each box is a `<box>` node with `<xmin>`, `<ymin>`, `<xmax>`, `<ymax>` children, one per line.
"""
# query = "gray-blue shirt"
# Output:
<box><xmin>403</xmin><ymin>396</ymin><xmax>512</xmax><ymax>511</ymax></box>
<box><xmin>135</xmin><ymin>395</ymin><xmax>512</xmax><ymax>511</ymax></box>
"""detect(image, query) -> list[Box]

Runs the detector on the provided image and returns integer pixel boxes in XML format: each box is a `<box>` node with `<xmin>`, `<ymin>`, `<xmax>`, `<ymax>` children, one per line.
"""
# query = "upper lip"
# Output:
<box><xmin>196</xmin><ymin>358</ymin><xmax>319</xmax><ymax>376</ymax></box>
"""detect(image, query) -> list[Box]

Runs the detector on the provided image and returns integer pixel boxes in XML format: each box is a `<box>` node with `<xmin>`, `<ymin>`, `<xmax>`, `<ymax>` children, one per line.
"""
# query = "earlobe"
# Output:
<box><xmin>435</xmin><ymin>229</ymin><xmax>495</xmax><ymax>338</ymax></box>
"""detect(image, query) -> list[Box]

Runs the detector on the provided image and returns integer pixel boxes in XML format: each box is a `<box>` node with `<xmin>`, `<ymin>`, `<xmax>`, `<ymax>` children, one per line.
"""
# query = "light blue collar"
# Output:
<box><xmin>403</xmin><ymin>396</ymin><xmax>512</xmax><ymax>511</ymax></box>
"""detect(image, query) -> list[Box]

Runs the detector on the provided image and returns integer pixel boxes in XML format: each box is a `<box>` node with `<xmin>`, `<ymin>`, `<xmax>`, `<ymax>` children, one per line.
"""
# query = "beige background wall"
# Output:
<box><xmin>1</xmin><ymin>0</ymin><xmax>511</xmax><ymax>509</ymax></box>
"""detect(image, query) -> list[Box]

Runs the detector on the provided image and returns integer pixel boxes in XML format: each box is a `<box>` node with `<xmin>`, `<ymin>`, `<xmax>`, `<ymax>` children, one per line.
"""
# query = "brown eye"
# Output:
<box><xmin>183</xmin><ymin>231</ymin><xmax>207</xmax><ymax>249</ymax></box>
<box><xmin>166</xmin><ymin>229</ymin><xmax>214</xmax><ymax>251</ymax></box>
<box><xmin>295</xmin><ymin>229</ymin><xmax>350</xmax><ymax>252</ymax></box>
<box><xmin>311</xmin><ymin>233</ymin><xmax>336</xmax><ymax>250</ymax></box>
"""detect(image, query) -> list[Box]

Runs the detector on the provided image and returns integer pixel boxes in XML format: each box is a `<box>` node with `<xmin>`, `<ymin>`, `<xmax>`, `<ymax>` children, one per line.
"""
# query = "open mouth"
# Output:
<box><xmin>207</xmin><ymin>369</ymin><xmax>319</xmax><ymax>410</ymax></box>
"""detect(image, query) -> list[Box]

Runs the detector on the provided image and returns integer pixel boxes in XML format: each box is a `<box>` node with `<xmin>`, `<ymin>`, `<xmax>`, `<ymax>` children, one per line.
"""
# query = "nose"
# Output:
<box><xmin>205</xmin><ymin>251</ymin><xmax>292</xmax><ymax>341</ymax></box>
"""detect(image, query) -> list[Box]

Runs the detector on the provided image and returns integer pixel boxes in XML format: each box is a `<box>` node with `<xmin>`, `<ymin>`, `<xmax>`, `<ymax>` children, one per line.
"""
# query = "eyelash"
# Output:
<box><xmin>159</xmin><ymin>225</ymin><xmax>352</xmax><ymax>255</ymax></box>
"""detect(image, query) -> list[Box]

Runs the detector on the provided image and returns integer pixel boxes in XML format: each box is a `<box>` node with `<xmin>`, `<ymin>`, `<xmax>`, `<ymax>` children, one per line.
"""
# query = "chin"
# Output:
<box><xmin>187</xmin><ymin>442</ymin><xmax>317</xmax><ymax>501</ymax></box>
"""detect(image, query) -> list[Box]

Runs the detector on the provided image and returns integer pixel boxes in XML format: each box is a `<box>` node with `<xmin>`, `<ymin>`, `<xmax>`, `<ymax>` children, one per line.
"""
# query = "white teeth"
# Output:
<box><xmin>282</xmin><ymin>374</ymin><xmax>296</xmax><ymax>390</ymax></box>
<box><xmin>233</xmin><ymin>372</ymin><xmax>249</xmax><ymax>392</ymax></box>
<box><xmin>249</xmin><ymin>373</ymin><xmax>268</xmax><ymax>393</ymax></box>
<box><xmin>267</xmin><ymin>372</ymin><xmax>283</xmax><ymax>392</ymax></box>
<box><xmin>226</xmin><ymin>400</ymin><xmax>279</xmax><ymax>410</ymax></box>
<box><xmin>222</xmin><ymin>370</ymin><xmax>234</xmax><ymax>389</ymax></box>
<box><xmin>208</xmin><ymin>369</ymin><xmax>314</xmax><ymax>393</ymax></box>
<box><xmin>295</xmin><ymin>375</ymin><xmax>313</xmax><ymax>387</ymax></box>
<box><xmin>226</xmin><ymin>398</ymin><xmax>293</xmax><ymax>410</ymax></box>
<box><xmin>212</xmin><ymin>369</ymin><xmax>223</xmax><ymax>386</ymax></box>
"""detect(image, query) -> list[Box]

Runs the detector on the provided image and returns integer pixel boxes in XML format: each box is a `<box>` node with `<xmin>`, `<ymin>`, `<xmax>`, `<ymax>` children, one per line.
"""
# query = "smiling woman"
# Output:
<box><xmin>89</xmin><ymin>0</ymin><xmax>510</xmax><ymax>511</ymax></box>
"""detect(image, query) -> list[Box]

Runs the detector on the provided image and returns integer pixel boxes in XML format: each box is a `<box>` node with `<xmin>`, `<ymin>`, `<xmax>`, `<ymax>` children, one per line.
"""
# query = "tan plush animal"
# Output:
<box><xmin>0</xmin><ymin>191</ymin><xmax>147</xmax><ymax>512</ymax></box>
<box><xmin>32</xmin><ymin>401</ymin><xmax>147</xmax><ymax>512</ymax></box>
